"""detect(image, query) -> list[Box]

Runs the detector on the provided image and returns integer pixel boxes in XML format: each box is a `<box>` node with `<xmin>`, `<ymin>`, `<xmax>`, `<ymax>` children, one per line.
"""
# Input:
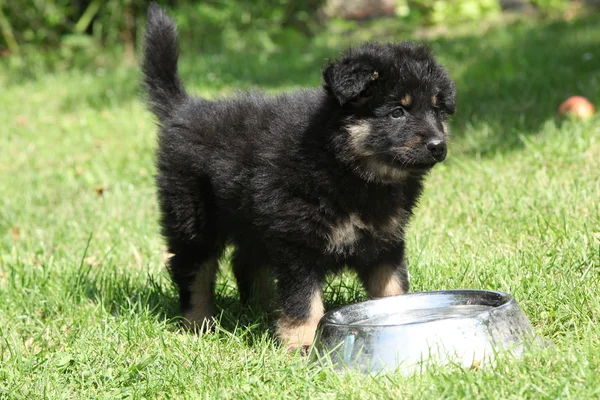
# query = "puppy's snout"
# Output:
<box><xmin>426</xmin><ymin>139</ymin><xmax>447</xmax><ymax>161</ymax></box>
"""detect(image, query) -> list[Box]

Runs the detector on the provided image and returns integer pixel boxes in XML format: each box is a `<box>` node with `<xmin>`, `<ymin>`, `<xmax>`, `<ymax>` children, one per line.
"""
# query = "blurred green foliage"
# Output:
<box><xmin>400</xmin><ymin>0</ymin><xmax>502</xmax><ymax>23</ymax></box>
<box><xmin>169</xmin><ymin>0</ymin><xmax>324</xmax><ymax>53</ymax></box>
<box><xmin>0</xmin><ymin>0</ymin><xmax>143</xmax><ymax>51</ymax></box>
<box><xmin>530</xmin><ymin>0</ymin><xmax>571</xmax><ymax>12</ymax></box>
<box><xmin>0</xmin><ymin>0</ymin><xmax>323</xmax><ymax>54</ymax></box>
<box><xmin>0</xmin><ymin>0</ymin><xmax>581</xmax><ymax>55</ymax></box>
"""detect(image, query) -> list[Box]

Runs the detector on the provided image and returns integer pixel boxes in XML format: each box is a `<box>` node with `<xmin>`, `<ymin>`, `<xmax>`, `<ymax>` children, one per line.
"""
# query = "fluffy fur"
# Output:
<box><xmin>142</xmin><ymin>3</ymin><xmax>456</xmax><ymax>351</ymax></box>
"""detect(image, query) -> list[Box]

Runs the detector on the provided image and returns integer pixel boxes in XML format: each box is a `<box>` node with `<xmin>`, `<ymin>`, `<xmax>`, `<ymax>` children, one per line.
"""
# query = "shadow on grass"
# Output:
<box><xmin>72</xmin><ymin>267</ymin><xmax>179</xmax><ymax>322</ymax></box>
<box><xmin>72</xmin><ymin>264</ymin><xmax>275</xmax><ymax>346</ymax></box>
<box><xmin>73</xmin><ymin>261</ymin><xmax>369</xmax><ymax>348</ymax></box>
<box><xmin>212</xmin><ymin>270</ymin><xmax>368</xmax><ymax>347</ymax></box>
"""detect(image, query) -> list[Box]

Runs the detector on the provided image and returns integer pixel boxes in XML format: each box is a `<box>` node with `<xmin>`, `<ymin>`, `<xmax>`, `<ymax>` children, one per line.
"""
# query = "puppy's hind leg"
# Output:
<box><xmin>158</xmin><ymin>176</ymin><xmax>224</xmax><ymax>332</ymax></box>
<box><xmin>232</xmin><ymin>246</ymin><xmax>274</xmax><ymax>311</ymax></box>
<box><xmin>168</xmin><ymin>248</ymin><xmax>221</xmax><ymax>332</ymax></box>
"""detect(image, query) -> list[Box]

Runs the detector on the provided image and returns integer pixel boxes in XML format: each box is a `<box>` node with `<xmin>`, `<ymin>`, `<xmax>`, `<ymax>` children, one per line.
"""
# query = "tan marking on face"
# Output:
<box><xmin>370</xmin><ymin>70</ymin><xmax>379</xmax><ymax>81</ymax></box>
<box><xmin>404</xmin><ymin>136</ymin><xmax>422</xmax><ymax>150</ymax></box>
<box><xmin>432</xmin><ymin>95</ymin><xmax>438</xmax><ymax>106</ymax></box>
<box><xmin>401</xmin><ymin>94</ymin><xmax>412</xmax><ymax>107</ymax></box>
<box><xmin>442</xmin><ymin>121</ymin><xmax>450</xmax><ymax>136</ymax></box>
<box><xmin>276</xmin><ymin>289</ymin><xmax>324</xmax><ymax>351</ymax></box>
<box><xmin>346</xmin><ymin>121</ymin><xmax>373</xmax><ymax>156</ymax></box>
<box><xmin>182</xmin><ymin>258</ymin><xmax>219</xmax><ymax>332</ymax></box>
<box><xmin>367</xmin><ymin>264</ymin><xmax>406</xmax><ymax>298</ymax></box>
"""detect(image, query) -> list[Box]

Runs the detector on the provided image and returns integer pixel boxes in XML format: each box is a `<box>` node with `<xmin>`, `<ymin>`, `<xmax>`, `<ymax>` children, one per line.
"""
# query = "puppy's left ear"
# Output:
<box><xmin>437</xmin><ymin>70</ymin><xmax>457</xmax><ymax>115</ymax></box>
<box><xmin>443</xmin><ymin>81</ymin><xmax>457</xmax><ymax>115</ymax></box>
<box><xmin>323</xmin><ymin>57</ymin><xmax>379</xmax><ymax>106</ymax></box>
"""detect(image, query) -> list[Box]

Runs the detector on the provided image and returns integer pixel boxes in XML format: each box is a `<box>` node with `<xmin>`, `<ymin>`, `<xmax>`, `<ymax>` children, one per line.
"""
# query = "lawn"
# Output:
<box><xmin>1</xmin><ymin>11</ymin><xmax>599</xmax><ymax>399</ymax></box>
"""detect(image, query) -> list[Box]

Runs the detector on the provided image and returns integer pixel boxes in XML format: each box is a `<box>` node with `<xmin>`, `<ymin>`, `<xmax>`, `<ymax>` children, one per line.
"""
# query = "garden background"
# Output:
<box><xmin>1</xmin><ymin>1</ymin><xmax>599</xmax><ymax>398</ymax></box>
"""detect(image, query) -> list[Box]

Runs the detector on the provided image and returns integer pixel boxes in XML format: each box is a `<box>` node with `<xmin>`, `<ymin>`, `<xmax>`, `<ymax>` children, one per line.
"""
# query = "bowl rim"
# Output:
<box><xmin>319</xmin><ymin>289</ymin><xmax>515</xmax><ymax>328</ymax></box>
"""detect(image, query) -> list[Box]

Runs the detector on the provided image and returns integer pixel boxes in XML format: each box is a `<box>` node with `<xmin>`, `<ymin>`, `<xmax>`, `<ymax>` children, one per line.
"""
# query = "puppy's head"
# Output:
<box><xmin>323</xmin><ymin>42</ymin><xmax>456</xmax><ymax>183</ymax></box>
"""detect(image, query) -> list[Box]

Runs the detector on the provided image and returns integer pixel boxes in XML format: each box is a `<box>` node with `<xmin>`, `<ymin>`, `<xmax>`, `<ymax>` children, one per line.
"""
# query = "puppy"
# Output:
<box><xmin>142</xmin><ymin>4</ymin><xmax>456</xmax><ymax>352</ymax></box>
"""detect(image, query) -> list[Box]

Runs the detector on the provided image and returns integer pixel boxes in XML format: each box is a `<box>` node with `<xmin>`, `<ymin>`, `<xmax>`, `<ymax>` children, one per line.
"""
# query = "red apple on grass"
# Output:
<box><xmin>557</xmin><ymin>96</ymin><xmax>596</xmax><ymax>119</ymax></box>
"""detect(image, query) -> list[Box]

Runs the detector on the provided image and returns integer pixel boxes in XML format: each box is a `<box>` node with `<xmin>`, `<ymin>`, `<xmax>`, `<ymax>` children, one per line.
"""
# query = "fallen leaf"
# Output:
<box><xmin>16</xmin><ymin>115</ymin><xmax>28</xmax><ymax>126</ymax></box>
<box><xmin>85</xmin><ymin>256</ymin><xmax>98</xmax><ymax>266</ymax></box>
<box><xmin>11</xmin><ymin>227</ymin><xmax>20</xmax><ymax>240</ymax></box>
<box><xmin>24</xmin><ymin>337</ymin><xmax>35</xmax><ymax>350</ymax></box>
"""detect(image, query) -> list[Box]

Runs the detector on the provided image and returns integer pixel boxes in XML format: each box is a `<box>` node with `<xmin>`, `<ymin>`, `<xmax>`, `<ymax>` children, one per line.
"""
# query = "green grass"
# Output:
<box><xmin>1</xmin><ymin>12</ymin><xmax>600</xmax><ymax>399</ymax></box>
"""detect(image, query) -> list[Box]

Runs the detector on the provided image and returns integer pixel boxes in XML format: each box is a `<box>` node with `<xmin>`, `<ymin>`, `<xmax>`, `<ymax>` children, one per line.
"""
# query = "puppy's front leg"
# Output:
<box><xmin>275</xmin><ymin>267</ymin><xmax>324</xmax><ymax>354</ymax></box>
<box><xmin>363</xmin><ymin>261</ymin><xmax>409</xmax><ymax>298</ymax></box>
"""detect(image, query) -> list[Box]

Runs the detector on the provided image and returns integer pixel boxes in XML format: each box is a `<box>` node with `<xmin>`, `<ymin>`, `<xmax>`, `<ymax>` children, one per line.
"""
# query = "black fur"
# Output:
<box><xmin>142</xmin><ymin>4</ymin><xmax>456</xmax><ymax>347</ymax></box>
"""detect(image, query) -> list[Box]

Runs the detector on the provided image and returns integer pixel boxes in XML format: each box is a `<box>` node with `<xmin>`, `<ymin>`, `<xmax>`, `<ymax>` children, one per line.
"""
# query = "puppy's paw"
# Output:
<box><xmin>299</xmin><ymin>345</ymin><xmax>312</xmax><ymax>357</ymax></box>
<box><xmin>181</xmin><ymin>308</ymin><xmax>215</xmax><ymax>334</ymax></box>
<box><xmin>181</xmin><ymin>318</ymin><xmax>215</xmax><ymax>334</ymax></box>
<box><xmin>277</xmin><ymin>317</ymin><xmax>320</xmax><ymax>355</ymax></box>
<box><xmin>286</xmin><ymin>341</ymin><xmax>315</xmax><ymax>357</ymax></box>
<box><xmin>283</xmin><ymin>344</ymin><xmax>312</xmax><ymax>356</ymax></box>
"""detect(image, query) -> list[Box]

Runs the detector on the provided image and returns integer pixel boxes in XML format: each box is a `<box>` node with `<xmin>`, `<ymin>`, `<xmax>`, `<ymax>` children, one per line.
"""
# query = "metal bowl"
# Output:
<box><xmin>312</xmin><ymin>290</ymin><xmax>538</xmax><ymax>374</ymax></box>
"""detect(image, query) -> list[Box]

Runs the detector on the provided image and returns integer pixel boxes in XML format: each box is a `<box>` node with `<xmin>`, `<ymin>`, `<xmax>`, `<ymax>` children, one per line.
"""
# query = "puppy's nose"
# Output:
<box><xmin>426</xmin><ymin>139</ymin><xmax>447</xmax><ymax>161</ymax></box>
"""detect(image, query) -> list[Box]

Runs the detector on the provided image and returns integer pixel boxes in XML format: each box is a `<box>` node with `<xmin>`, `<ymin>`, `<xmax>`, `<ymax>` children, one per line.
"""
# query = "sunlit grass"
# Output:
<box><xmin>1</xmin><ymin>12</ymin><xmax>599</xmax><ymax>399</ymax></box>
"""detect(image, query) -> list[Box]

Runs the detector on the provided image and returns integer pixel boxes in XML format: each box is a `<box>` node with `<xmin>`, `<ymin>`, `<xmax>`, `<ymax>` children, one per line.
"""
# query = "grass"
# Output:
<box><xmin>1</xmin><ymin>11</ymin><xmax>600</xmax><ymax>399</ymax></box>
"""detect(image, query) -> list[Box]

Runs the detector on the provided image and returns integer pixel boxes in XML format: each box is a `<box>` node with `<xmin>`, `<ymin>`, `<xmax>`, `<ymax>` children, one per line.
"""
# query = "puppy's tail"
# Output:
<box><xmin>142</xmin><ymin>3</ymin><xmax>186</xmax><ymax>122</ymax></box>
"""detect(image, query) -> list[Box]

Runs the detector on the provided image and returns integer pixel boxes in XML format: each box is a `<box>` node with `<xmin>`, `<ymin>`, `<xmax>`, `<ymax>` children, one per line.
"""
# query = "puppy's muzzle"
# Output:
<box><xmin>426</xmin><ymin>139</ymin><xmax>447</xmax><ymax>162</ymax></box>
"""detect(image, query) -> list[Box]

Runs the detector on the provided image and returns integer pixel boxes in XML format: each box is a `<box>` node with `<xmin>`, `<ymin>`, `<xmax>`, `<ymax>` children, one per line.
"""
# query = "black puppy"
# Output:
<box><xmin>142</xmin><ymin>4</ymin><xmax>456</xmax><ymax>351</ymax></box>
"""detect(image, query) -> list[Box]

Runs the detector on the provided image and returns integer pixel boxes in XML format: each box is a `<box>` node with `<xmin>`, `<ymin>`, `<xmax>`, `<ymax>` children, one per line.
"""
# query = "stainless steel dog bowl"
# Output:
<box><xmin>313</xmin><ymin>290</ymin><xmax>537</xmax><ymax>374</ymax></box>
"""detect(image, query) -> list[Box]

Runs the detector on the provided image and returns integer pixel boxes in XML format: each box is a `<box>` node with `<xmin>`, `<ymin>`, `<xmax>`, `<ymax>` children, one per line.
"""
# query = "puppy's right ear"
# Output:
<box><xmin>323</xmin><ymin>57</ymin><xmax>379</xmax><ymax>106</ymax></box>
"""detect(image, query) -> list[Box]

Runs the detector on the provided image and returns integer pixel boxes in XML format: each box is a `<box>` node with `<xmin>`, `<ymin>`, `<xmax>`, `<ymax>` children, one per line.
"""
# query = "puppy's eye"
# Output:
<box><xmin>390</xmin><ymin>108</ymin><xmax>404</xmax><ymax>119</ymax></box>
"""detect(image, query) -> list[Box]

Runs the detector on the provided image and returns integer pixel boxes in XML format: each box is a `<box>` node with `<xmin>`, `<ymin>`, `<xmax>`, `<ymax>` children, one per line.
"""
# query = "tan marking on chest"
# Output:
<box><xmin>379</xmin><ymin>208</ymin><xmax>408</xmax><ymax>237</ymax></box>
<box><xmin>325</xmin><ymin>210</ymin><xmax>406</xmax><ymax>255</ymax></box>
<box><xmin>325</xmin><ymin>213</ymin><xmax>366</xmax><ymax>254</ymax></box>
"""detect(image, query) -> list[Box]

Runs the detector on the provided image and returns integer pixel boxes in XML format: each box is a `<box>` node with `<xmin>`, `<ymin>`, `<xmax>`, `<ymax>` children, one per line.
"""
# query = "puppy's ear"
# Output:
<box><xmin>441</xmin><ymin>83</ymin><xmax>457</xmax><ymax>115</ymax></box>
<box><xmin>437</xmin><ymin>69</ymin><xmax>457</xmax><ymax>115</ymax></box>
<box><xmin>323</xmin><ymin>57</ymin><xmax>379</xmax><ymax>106</ymax></box>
